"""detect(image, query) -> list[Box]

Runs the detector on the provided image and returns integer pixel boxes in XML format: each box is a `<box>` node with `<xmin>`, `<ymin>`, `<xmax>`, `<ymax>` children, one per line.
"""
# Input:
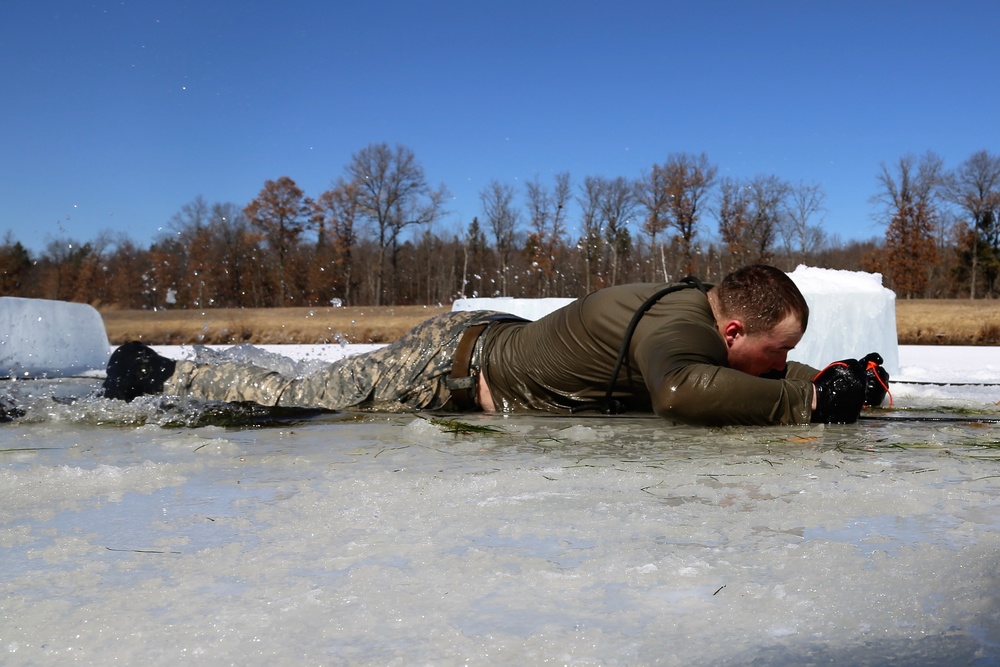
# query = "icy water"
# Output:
<box><xmin>3</xmin><ymin>379</ymin><xmax>1000</xmax><ymax>666</ymax></box>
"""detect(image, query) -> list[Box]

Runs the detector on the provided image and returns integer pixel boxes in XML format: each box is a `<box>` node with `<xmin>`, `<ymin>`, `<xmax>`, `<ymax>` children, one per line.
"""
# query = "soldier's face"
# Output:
<box><xmin>727</xmin><ymin>314</ymin><xmax>803</xmax><ymax>377</ymax></box>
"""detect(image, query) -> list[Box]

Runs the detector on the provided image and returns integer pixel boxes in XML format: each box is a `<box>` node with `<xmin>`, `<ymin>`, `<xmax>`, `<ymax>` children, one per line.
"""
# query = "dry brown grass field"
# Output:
<box><xmin>895</xmin><ymin>299</ymin><xmax>1000</xmax><ymax>345</ymax></box>
<box><xmin>100</xmin><ymin>305</ymin><xmax>451</xmax><ymax>345</ymax></box>
<box><xmin>101</xmin><ymin>300</ymin><xmax>1000</xmax><ymax>346</ymax></box>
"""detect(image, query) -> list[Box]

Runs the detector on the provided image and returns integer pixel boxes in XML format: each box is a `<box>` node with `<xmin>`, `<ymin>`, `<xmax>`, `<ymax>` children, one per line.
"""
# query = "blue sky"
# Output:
<box><xmin>3</xmin><ymin>1</ymin><xmax>998</xmax><ymax>255</ymax></box>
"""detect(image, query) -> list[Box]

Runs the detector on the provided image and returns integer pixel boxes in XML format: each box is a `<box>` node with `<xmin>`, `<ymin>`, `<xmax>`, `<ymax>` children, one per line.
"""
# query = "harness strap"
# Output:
<box><xmin>580</xmin><ymin>276</ymin><xmax>707</xmax><ymax>415</ymax></box>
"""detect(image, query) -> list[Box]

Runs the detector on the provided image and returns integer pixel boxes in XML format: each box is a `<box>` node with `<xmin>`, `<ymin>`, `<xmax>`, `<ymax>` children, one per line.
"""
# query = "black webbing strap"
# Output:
<box><xmin>579</xmin><ymin>276</ymin><xmax>707</xmax><ymax>415</ymax></box>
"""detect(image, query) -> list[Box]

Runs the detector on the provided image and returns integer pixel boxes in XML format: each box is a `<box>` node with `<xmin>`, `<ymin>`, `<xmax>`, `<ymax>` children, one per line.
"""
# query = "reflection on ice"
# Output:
<box><xmin>3</xmin><ymin>378</ymin><xmax>1000</xmax><ymax>664</ymax></box>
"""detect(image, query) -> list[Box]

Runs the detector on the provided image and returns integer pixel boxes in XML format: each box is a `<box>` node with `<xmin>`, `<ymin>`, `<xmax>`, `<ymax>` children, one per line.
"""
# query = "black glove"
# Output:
<box><xmin>812</xmin><ymin>358</ymin><xmax>867</xmax><ymax>424</ymax></box>
<box><xmin>861</xmin><ymin>352</ymin><xmax>890</xmax><ymax>408</ymax></box>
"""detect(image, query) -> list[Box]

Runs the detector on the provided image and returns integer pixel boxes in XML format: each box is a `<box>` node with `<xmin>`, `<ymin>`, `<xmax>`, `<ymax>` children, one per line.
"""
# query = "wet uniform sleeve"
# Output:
<box><xmin>785</xmin><ymin>361</ymin><xmax>820</xmax><ymax>381</ymax></box>
<box><xmin>634</xmin><ymin>320</ymin><xmax>816</xmax><ymax>426</ymax></box>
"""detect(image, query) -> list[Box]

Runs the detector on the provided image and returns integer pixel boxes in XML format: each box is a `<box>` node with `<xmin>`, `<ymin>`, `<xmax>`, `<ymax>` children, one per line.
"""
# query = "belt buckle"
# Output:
<box><xmin>446</xmin><ymin>375</ymin><xmax>477</xmax><ymax>391</ymax></box>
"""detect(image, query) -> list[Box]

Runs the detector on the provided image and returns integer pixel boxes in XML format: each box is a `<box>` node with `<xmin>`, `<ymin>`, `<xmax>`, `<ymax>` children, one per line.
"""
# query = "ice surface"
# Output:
<box><xmin>0</xmin><ymin>297</ymin><xmax>109</xmax><ymax>378</ymax></box>
<box><xmin>2</xmin><ymin>381</ymin><xmax>1000</xmax><ymax>665</ymax></box>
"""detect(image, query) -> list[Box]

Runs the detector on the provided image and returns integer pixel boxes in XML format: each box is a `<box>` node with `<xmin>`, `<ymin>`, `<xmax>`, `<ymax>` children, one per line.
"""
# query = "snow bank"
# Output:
<box><xmin>0</xmin><ymin>297</ymin><xmax>110</xmax><ymax>378</ymax></box>
<box><xmin>452</xmin><ymin>296</ymin><xmax>575</xmax><ymax>321</ymax></box>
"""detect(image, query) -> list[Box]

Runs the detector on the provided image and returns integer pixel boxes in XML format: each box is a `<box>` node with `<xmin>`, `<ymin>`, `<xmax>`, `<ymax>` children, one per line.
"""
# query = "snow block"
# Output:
<box><xmin>452</xmin><ymin>267</ymin><xmax>899</xmax><ymax>377</ymax></box>
<box><xmin>787</xmin><ymin>266</ymin><xmax>899</xmax><ymax>376</ymax></box>
<box><xmin>0</xmin><ymin>297</ymin><xmax>110</xmax><ymax>378</ymax></box>
<box><xmin>451</xmin><ymin>296</ymin><xmax>575</xmax><ymax>322</ymax></box>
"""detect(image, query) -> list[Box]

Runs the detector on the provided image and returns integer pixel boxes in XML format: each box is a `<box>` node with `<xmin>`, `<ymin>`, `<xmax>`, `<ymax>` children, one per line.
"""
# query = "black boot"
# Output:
<box><xmin>101</xmin><ymin>342</ymin><xmax>177</xmax><ymax>402</ymax></box>
<box><xmin>0</xmin><ymin>396</ymin><xmax>23</xmax><ymax>422</ymax></box>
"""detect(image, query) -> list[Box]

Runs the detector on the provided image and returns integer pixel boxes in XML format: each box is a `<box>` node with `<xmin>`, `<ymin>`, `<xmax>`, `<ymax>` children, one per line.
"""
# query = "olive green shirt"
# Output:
<box><xmin>481</xmin><ymin>282</ymin><xmax>818</xmax><ymax>426</ymax></box>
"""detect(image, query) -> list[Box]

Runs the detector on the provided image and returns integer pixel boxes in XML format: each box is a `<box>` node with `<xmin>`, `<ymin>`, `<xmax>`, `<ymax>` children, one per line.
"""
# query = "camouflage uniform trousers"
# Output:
<box><xmin>162</xmin><ymin>310</ymin><xmax>509</xmax><ymax>412</ymax></box>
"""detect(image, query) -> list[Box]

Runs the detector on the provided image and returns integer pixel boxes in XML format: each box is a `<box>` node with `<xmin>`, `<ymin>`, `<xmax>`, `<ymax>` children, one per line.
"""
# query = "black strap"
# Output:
<box><xmin>575</xmin><ymin>276</ymin><xmax>707</xmax><ymax>415</ymax></box>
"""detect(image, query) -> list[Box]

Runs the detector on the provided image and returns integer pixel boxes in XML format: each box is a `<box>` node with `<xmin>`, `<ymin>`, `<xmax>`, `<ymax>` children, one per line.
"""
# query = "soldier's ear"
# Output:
<box><xmin>721</xmin><ymin>319</ymin><xmax>745</xmax><ymax>348</ymax></box>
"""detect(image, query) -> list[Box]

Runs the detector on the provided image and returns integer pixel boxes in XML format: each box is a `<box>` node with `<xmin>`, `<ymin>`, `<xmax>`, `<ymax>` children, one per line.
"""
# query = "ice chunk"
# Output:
<box><xmin>0</xmin><ymin>297</ymin><xmax>110</xmax><ymax>378</ymax></box>
<box><xmin>452</xmin><ymin>297</ymin><xmax>575</xmax><ymax>321</ymax></box>
<box><xmin>788</xmin><ymin>266</ymin><xmax>899</xmax><ymax>375</ymax></box>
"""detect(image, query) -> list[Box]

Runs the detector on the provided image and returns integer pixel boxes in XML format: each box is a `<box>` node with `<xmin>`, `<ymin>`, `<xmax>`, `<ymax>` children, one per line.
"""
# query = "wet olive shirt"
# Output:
<box><xmin>481</xmin><ymin>282</ymin><xmax>818</xmax><ymax>426</ymax></box>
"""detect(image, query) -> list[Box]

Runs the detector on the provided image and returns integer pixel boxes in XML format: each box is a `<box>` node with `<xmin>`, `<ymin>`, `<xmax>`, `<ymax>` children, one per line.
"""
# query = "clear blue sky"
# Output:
<box><xmin>3</xmin><ymin>1</ymin><xmax>998</xmax><ymax>255</ymax></box>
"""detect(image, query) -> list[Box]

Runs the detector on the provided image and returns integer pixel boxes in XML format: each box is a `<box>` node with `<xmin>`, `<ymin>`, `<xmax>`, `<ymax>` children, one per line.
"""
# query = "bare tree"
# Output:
<box><xmin>873</xmin><ymin>152</ymin><xmax>945</xmax><ymax>297</ymax></box>
<box><xmin>156</xmin><ymin>198</ymin><xmax>265</xmax><ymax>308</ymax></box>
<box><xmin>524</xmin><ymin>172</ymin><xmax>571</xmax><ymax>296</ymax></box>
<box><xmin>574</xmin><ymin>175</ymin><xmax>639</xmax><ymax>288</ymax></box>
<box><xmin>638</xmin><ymin>153</ymin><xmax>716</xmax><ymax>280</ymax></box>
<box><xmin>942</xmin><ymin>150</ymin><xmax>1000</xmax><ymax>298</ymax></box>
<box><xmin>664</xmin><ymin>153</ymin><xmax>716</xmax><ymax>276</ymax></box>
<box><xmin>577</xmin><ymin>176</ymin><xmax>606</xmax><ymax>291</ymax></box>
<box><xmin>744</xmin><ymin>175</ymin><xmax>790</xmax><ymax>263</ymax></box>
<box><xmin>169</xmin><ymin>195</ymin><xmax>211</xmax><ymax>243</ymax></box>
<box><xmin>69</xmin><ymin>231</ymin><xmax>113</xmax><ymax>305</ymax></box>
<box><xmin>102</xmin><ymin>235</ymin><xmax>149</xmax><ymax>309</ymax></box>
<box><xmin>778</xmin><ymin>181</ymin><xmax>827</xmax><ymax>266</ymax></box>
<box><xmin>480</xmin><ymin>180</ymin><xmax>520</xmax><ymax>296</ymax></box>
<box><xmin>315</xmin><ymin>179</ymin><xmax>361</xmax><ymax>304</ymax></box>
<box><xmin>36</xmin><ymin>237</ymin><xmax>93</xmax><ymax>301</ymax></box>
<box><xmin>207</xmin><ymin>202</ymin><xmax>264</xmax><ymax>308</ymax></box>
<box><xmin>460</xmin><ymin>217</ymin><xmax>488</xmax><ymax>298</ymax></box>
<box><xmin>637</xmin><ymin>164</ymin><xmax>671</xmax><ymax>280</ymax></box>
<box><xmin>716</xmin><ymin>178</ymin><xmax>752</xmax><ymax>273</ymax></box>
<box><xmin>244</xmin><ymin>176</ymin><xmax>313</xmax><ymax>305</ymax></box>
<box><xmin>599</xmin><ymin>176</ymin><xmax>639</xmax><ymax>286</ymax></box>
<box><xmin>345</xmin><ymin>143</ymin><xmax>447</xmax><ymax>305</ymax></box>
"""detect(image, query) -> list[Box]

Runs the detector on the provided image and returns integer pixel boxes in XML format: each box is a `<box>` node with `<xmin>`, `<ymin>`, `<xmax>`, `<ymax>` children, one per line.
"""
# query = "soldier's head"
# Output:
<box><xmin>709</xmin><ymin>265</ymin><xmax>809</xmax><ymax>377</ymax></box>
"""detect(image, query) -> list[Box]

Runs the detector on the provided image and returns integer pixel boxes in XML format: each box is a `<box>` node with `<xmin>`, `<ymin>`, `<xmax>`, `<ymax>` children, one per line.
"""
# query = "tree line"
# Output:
<box><xmin>2</xmin><ymin>143</ymin><xmax>999</xmax><ymax>309</ymax></box>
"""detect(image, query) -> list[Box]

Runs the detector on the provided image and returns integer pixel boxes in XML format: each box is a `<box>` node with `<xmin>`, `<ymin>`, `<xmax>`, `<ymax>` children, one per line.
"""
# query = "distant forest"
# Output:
<box><xmin>3</xmin><ymin>144</ymin><xmax>999</xmax><ymax>309</ymax></box>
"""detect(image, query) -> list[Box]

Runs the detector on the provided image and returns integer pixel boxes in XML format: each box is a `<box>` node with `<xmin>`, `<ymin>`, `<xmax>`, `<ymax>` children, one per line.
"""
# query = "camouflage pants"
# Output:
<box><xmin>163</xmin><ymin>310</ymin><xmax>506</xmax><ymax>412</ymax></box>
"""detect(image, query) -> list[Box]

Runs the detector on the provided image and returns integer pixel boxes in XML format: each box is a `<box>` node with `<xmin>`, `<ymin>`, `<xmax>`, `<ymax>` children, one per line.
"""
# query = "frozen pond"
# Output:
<box><xmin>3</xmin><ymin>349</ymin><xmax>1000</xmax><ymax>665</ymax></box>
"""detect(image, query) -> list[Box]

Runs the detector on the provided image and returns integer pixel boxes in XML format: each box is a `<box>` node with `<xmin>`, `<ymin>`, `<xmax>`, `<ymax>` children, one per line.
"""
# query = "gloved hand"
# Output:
<box><xmin>812</xmin><ymin>358</ymin><xmax>867</xmax><ymax>424</ymax></box>
<box><xmin>861</xmin><ymin>352</ymin><xmax>891</xmax><ymax>407</ymax></box>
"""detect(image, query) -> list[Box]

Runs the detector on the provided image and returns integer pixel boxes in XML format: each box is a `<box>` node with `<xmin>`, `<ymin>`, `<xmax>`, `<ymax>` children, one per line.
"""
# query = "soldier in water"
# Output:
<box><xmin>102</xmin><ymin>264</ymin><xmax>888</xmax><ymax>426</ymax></box>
